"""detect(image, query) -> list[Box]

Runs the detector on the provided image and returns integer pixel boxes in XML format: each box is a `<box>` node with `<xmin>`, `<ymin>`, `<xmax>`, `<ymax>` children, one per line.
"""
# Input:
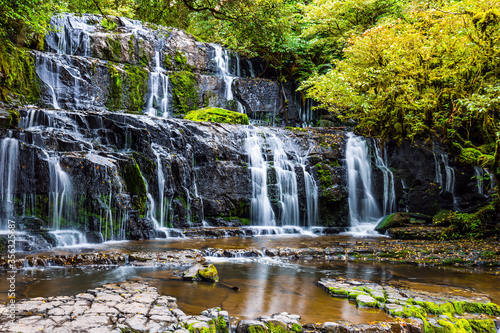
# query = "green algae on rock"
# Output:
<box><xmin>198</xmin><ymin>263</ymin><xmax>219</xmax><ymax>282</ymax></box>
<box><xmin>185</xmin><ymin>107</ymin><xmax>249</xmax><ymax>125</ymax></box>
<box><xmin>319</xmin><ymin>278</ymin><xmax>499</xmax><ymax>333</ymax></box>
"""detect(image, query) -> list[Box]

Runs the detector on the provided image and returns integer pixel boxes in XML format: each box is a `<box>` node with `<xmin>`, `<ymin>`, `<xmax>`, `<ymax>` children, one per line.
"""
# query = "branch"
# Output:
<box><xmin>181</xmin><ymin>0</ymin><xmax>237</xmax><ymax>20</ymax></box>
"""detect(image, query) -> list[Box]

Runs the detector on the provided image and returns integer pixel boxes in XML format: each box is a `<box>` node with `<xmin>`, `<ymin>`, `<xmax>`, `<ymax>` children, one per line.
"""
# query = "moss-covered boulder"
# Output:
<box><xmin>375</xmin><ymin>213</ymin><xmax>409</xmax><ymax>233</ymax></box>
<box><xmin>183</xmin><ymin>263</ymin><xmax>219</xmax><ymax>282</ymax></box>
<box><xmin>198</xmin><ymin>263</ymin><xmax>219</xmax><ymax>282</ymax></box>
<box><xmin>185</xmin><ymin>107</ymin><xmax>249</xmax><ymax>125</ymax></box>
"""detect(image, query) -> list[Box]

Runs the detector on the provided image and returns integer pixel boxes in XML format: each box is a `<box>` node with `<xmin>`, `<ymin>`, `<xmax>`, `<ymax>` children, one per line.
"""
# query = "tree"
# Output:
<box><xmin>302</xmin><ymin>0</ymin><xmax>500</xmax><ymax>179</ymax></box>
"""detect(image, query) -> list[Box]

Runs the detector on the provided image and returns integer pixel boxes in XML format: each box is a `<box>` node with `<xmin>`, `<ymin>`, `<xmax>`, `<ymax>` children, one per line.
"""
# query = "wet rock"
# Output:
<box><xmin>236</xmin><ymin>320</ymin><xmax>268</xmax><ymax>333</ymax></box>
<box><xmin>182</xmin><ymin>263</ymin><xmax>219</xmax><ymax>282</ymax></box>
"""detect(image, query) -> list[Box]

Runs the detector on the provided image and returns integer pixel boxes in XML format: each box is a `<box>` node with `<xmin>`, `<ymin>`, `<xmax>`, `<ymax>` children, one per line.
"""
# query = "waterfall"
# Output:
<box><xmin>152</xmin><ymin>145</ymin><xmax>167</xmax><ymax>227</ymax></box>
<box><xmin>245</xmin><ymin>130</ymin><xmax>319</xmax><ymax>227</ymax></box>
<box><xmin>434</xmin><ymin>153</ymin><xmax>457</xmax><ymax>209</ymax></box>
<box><xmin>345</xmin><ymin>133</ymin><xmax>396</xmax><ymax>235</ymax></box>
<box><xmin>374</xmin><ymin>144</ymin><xmax>396</xmax><ymax>215</ymax></box>
<box><xmin>302</xmin><ymin>164</ymin><xmax>319</xmax><ymax>227</ymax></box>
<box><xmin>346</xmin><ymin>133</ymin><xmax>380</xmax><ymax>226</ymax></box>
<box><xmin>0</xmin><ymin>136</ymin><xmax>19</xmax><ymax>228</ymax></box>
<box><xmin>145</xmin><ymin>52</ymin><xmax>170</xmax><ymax>117</ymax></box>
<box><xmin>49</xmin><ymin>230</ymin><xmax>87</xmax><ymax>247</ymax></box>
<box><xmin>474</xmin><ymin>166</ymin><xmax>485</xmax><ymax>196</ymax></box>
<box><xmin>245</xmin><ymin>132</ymin><xmax>276</xmax><ymax>226</ymax></box>
<box><xmin>46</xmin><ymin>14</ymin><xmax>94</xmax><ymax>56</ymax></box>
<box><xmin>46</xmin><ymin>155</ymin><xmax>73</xmax><ymax>230</ymax></box>
<box><xmin>267</xmin><ymin>135</ymin><xmax>300</xmax><ymax>226</ymax></box>
<box><xmin>213</xmin><ymin>44</ymin><xmax>235</xmax><ymax>102</ymax></box>
<box><xmin>247</xmin><ymin>60</ymin><xmax>256</xmax><ymax>78</ymax></box>
<box><xmin>36</xmin><ymin>54</ymin><xmax>61</xmax><ymax>109</ymax></box>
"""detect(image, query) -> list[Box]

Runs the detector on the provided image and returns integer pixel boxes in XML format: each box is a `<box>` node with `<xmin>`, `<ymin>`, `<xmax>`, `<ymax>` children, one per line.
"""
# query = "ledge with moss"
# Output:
<box><xmin>319</xmin><ymin>278</ymin><xmax>500</xmax><ymax>333</ymax></box>
<box><xmin>185</xmin><ymin>107</ymin><xmax>249</xmax><ymax>125</ymax></box>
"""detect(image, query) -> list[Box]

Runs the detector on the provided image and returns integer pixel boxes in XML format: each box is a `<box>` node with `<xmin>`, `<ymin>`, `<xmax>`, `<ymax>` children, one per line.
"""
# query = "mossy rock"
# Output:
<box><xmin>0</xmin><ymin>109</ymin><xmax>20</xmax><ymax>128</ymax></box>
<box><xmin>185</xmin><ymin>107</ymin><xmax>249</xmax><ymax>125</ymax></box>
<box><xmin>170</xmin><ymin>71</ymin><xmax>198</xmax><ymax>114</ymax></box>
<box><xmin>0</xmin><ymin>40</ymin><xmax>40</xmax><ymax>103</ymax></box>
<box><xmin>198</xmin><ymin>264</ymin><xmax>219</xmax><ymax>282</ymax></box>
<box><xmin>121</xmin><ymin>160</ymin><xmax>147</xmax><ymax>216</ymax></box>
<box><xmin>375</xmin><ymin>212</ymin><xmax>410</xmax><ymax>233</ymax></box>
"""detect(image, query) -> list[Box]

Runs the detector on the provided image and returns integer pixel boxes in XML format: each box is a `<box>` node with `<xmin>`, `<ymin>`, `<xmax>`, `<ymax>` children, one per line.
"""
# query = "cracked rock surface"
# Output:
<box><xmin>0</xmin><ymin>281</ymin><xmax>225</xmax><ymax>333</ymax></box>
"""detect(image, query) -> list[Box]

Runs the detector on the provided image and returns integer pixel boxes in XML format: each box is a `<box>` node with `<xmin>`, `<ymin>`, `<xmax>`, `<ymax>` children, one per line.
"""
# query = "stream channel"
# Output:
<box><xmin>1</xmin><ymin>234</ymin><xmax>499</xmax><ymax>324</ymax></box>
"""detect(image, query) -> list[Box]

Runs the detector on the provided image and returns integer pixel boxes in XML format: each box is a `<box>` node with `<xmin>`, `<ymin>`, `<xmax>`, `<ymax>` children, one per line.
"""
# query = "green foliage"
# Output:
<box><xmin>302</xmin><ymin>0</ymin><xmax>500</xmax><ymax>181</ymax></box>
<box><xmin>0</xmin><ymin>0</ymin><xmax>52</xmax><ymax>48</ymax></box>
<box><xmin>185</xmin><ymin>107</ymin><xmax>249</xmax><ymax>125</ymax></box>
<box><xmin>189</xmin><ymin>0</ymin><xmax>305</xmax><ymax>77</ymax></box>
<box><xmin>439</xmin><ymin>200</ymin><xmax>498</xmax><ymax>239</ymax></box>
<box><xmin>101</xmin><ymin>17</ymin><xmax>117</xmax><ymax>31</ymax></box>
<box><xmin>170</xmin><ymin>71</ymin><xmax>198</xmax><ymax>114</ymax></box>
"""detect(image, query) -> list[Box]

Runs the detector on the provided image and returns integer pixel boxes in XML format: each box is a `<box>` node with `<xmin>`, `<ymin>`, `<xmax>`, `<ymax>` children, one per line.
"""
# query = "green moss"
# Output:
<box><xmin>240</xmin><ymin>218</ymin><xmax>250</xmax><ymax>226</ymax></box>
<box><xmin>315</xmin><ymin>163</ymin><xmax>333</xmax><ymax>190</ymax></box>
<box><xmin>164</xmin><ymin>50</ymin><xmax>194</xmax><ymax>71</ymax></box>
<box><xmin>124</xmin><ymin>64</ymin><xmax>148</xmax><ymax>112</ymax></box>
<box><xmin>0</xmin><ymin>109</ymin><xmax>21</xmax><ymax>128</ymax></box>
<box><xmin>198</xmin><ymin>264</ymin><xmax>219</xmax><ymax>282</ymax></box>
<box><xmin>127</xmin><ymin>35</ymin><xmax>135</xmax><ymax>60</ymax></box>
<box><xmin>328</xmin><ymin>287</ymin><xmax>350</xmax><ymax>297</ymax></box>
<box><xmin>101</xmin><ymin>17</ymin><xmax>117</xmax><ymax>31</ymax></box>
<box><xmin>104</xmin><ymin>36</ymin><xmax>122</xmax><ymax>62</ymax></box>
<box><xmin>106</xmin><ymin>63</ymin><xmax>148</xmax><ymax>113</ymax></box>
<box><xmin>439</xmin><ymin>200</ymin><xmax>498</xmax><ymax>239</ymax></box>
<box><xmin>459</xmin><ymin>302</ymin><xmax>500</xmax><ymax>315</ymax></box>
<box><xmin>247</xmin><ymin>325</ymin><xmax>267</xmax><ymax>333</ymax></box>
<box><xmin>185</xmin><ymin>107</ymin><xmax>249</xmax><ymax>125</ymax></box>
<box><xmin>106</xmin><ymin>64</ymin><xmax>123</xmax><ymax>111</ymax></box>
<box><xmin>285</xmin><ymin>126</ymin><xmax>307</xmax><ymax>132</ymax></box>
<box><xmin>121</xmin><ymin>160</ymin><xmax>147</xmax><ymax>216</ymax></box>
<box><xmin>170</xmin><ymin>71</ymin><xmax>198</xmax><ymax>114</ymax></box>
<box><xmin>0</xmin><ymin>39</ymin><xmax>40</xmax><ymax>103</ymax></box>
<box><xmin>458</xmin><ymin>148</ymin><xmax>483</xmax><ymax>166</ymax></box>
<box><xmin>290</xmin><ymin>324</ymin><xmax>302</xmax><ymax>333</ymax></box>
<box><xmin>468</xmin><ymin>319</ymin><xmax>496</xmax><ymax>333</ymax></box>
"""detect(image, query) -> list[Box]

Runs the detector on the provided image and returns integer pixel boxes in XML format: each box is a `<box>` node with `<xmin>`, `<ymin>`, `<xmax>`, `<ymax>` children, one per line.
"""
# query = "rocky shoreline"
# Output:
<box><xmin>3</xmin><ymin>237</ymin><xmax>498</xmax><ymax>271</ymax></box>
<box><xmin>1</xmin><ymin>278</ymin><xmax>499</xmax><ymax>333</ymax></box>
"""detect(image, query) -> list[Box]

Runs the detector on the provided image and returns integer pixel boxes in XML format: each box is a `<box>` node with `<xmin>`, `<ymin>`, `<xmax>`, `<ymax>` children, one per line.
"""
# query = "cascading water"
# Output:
<box><xmin>0</xmin><ymin>136</ymin><xmax>19</xmax><ymax>228</ymax></box>
<box><xmin>145</xmin><ymin>52</ymin><xmax>170</xmax><ymax>117</ymax></box>
<box><xmin>46</xmin><ymin>156</ymin><xmax>73</xmax><ymax>230</ymax></box>
<box><xmin>434</xmin><ymin>153</ymin><xmax>457</xmax><ymax>209</ymax></box>
<box><xmin>374</xmin><ymin>145</ymin><xmax>396</xmax><ymax>216</ymax></box>
<box><xmin>246</xmin><ymin>132</ymin><xmax>276</xmax><ymax>226</ymax></box>
<box><xmin>36</xmin><ymin>54</ymin><xmax>61</xmax><ymax>109</ymax></box>
<box><xmin>474</xmin><ymin>167</ymin><xmax>485</xmax><ymax>196</ymax></box>
<box><xmin>213</xmin><ymin>44</ymin><xmax>235</xmax><ymax>102</ymax></box>
<box><xmin>345</xmin><ymin>133</ymin><xmax>395</xmax><ymax>235</ymax></box>
<box><xmin>244</xmin><ymin>130</ymin><xmax>319</xmax><ymax>228</ymax></box>
<box><xmin>267</xmin><ymin>135</ymin><xmax>300</xmax><ymax>225</ymax></box>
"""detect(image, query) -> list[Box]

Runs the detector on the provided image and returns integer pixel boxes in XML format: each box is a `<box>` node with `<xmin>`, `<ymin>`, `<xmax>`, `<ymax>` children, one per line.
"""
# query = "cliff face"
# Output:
<box><xmin>0</xmin><ymin>13</ymin><xmax>493</xmax><ymax>248</ymax></box>
<box><xmin>36</xmin><ymin>13</ymin><xmax>312</xmax><ymax>126</ymax></box>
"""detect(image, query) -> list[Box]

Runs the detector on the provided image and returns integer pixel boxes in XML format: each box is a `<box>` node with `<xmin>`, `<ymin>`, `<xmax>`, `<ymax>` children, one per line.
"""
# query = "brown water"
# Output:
<box><xmin>2</xmin><ymin>235</ymin><xmax>500</xmax><ymax>324</ymax></box>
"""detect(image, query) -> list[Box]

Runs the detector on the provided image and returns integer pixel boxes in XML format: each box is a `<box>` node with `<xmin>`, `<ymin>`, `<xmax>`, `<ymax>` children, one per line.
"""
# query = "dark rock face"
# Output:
<box><xmin>384</xmin><ymin>140</ymin><xmax>490</xmax><ymax>216</ymax></box>
<box><xmin>1</xmin><ymin>107</ymin><xmax>350</xmax><ymax>243</ymax></box>
<box><xmin>38</xmin><ymin>13</ymin><xmax>309</xmax><ymax>126</ymax></box>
